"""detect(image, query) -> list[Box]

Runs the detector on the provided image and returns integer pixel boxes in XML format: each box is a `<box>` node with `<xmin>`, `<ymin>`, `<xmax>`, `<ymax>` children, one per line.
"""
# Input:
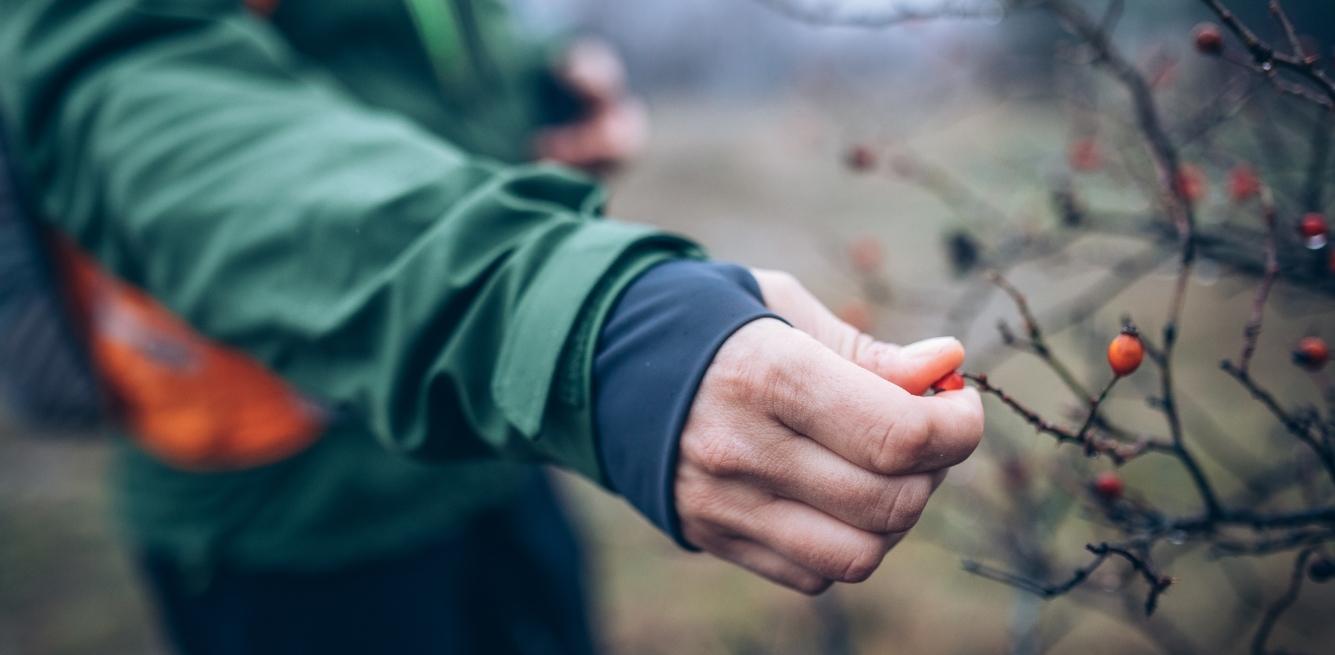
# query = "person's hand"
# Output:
<box><xmin>534</xmin><ymin>39</ymin><xmax>647</xmax><ymax>173</ymax></box>
<box><xmin>675</xmin><ymin>270</ymin><xmax>984</xmax><ymax>594</ymax></box>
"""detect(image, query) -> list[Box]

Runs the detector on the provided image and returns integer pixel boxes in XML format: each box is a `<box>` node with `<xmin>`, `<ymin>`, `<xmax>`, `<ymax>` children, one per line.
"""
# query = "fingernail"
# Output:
<box><xmin>900</xmin><ymin>337</ymin><xmax>961</xmax><ymax>360</ymax></box>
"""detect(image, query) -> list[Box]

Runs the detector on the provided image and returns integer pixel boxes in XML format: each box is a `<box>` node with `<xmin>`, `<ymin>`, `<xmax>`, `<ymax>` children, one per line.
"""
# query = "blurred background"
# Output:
<box><xmin>4</xmin><ymin>0</ymin><xmax>1335</xmax><ymax>653</ymax></box>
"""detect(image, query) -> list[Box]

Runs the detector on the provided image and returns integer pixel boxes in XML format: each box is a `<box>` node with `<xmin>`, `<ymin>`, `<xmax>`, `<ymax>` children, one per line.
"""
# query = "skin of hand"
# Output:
<box><xmin>534</xmin><ymin>39</ymin><xmax>648</xmax><ymax>173</ymax></box>
<box><xmin>675</xmin><ymin>269</ymin><xmax>985</xmax><ymax>594</ymax></box>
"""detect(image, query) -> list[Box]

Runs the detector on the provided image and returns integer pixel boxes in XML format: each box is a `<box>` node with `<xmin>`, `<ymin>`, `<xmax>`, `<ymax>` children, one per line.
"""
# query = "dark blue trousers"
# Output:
<box><xmin>138</xmin><ymin>474</ymin><xmax>597</xmax><ymax>655</ymax></box>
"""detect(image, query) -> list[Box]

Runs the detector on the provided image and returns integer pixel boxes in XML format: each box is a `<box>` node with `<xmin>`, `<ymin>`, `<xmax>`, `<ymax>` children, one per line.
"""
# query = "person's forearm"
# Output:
<box><xmin>0</xmin><ymin>0</ymin><xmax>696</xmax><ymax>476</ymax></box>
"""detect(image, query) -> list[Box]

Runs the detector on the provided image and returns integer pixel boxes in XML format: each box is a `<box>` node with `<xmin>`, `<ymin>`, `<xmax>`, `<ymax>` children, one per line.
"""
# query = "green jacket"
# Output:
<box><xmin>0</xmin><ymin>0</ymin><xmax>698</xmax><ymax>572</ymax></box>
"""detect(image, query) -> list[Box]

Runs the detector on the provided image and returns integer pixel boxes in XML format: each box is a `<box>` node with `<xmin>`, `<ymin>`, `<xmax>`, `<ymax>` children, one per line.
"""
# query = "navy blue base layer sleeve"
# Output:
<box><xmin>594</xmin><ymin>260</ymin><xmax>780</xmax><ymax>549</ymax></box>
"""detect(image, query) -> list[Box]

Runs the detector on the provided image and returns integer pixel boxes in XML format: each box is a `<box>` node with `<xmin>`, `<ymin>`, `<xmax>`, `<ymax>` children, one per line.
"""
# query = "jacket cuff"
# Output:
<box><xmin>594</xmin><ymin>260</ymin><xmax>779</xmax><ymax>549</ymax></box>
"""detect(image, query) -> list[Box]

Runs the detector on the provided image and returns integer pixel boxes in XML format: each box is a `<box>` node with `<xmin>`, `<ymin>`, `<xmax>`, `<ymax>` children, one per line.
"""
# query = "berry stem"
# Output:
<box><xmin>1075</xmin><ymin>376</ymin><xmax>1119</xmax><ymax>449</ymax></box>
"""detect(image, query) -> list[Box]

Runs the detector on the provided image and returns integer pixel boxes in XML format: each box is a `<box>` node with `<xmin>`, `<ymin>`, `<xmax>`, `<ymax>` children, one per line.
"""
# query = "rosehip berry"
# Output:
<box><xmin>1300</xmin><ymin>212</ymin><xmax>1327</xmax><ymax>237</ymax></box>
<box><xmin>1093</xmin><ymin>471</ymin><xmax>1124</xmax><ymax>500</ymax></box>
<box><xmin>1309</xmin><ymin>557</ymin><xmax>1335</xmax><ymax>583</ymax></box>
<box><xmin>845</xmin><ymin>145</ymin><xmax>877</xmax><ymax>172</ymax></box>
<box><xmin>1001</xmin><ymin>459</ymin><xmax>1028</xmax><ymax>491</ymax></box>
<box><xmin>1174</xmin><ymin>164</ymin><xmax>1207</xmax><ymax>203</ymax></box>
<box><xmin>1300</xmin><ymin>213</ymin><xmax>1329</xmax><ymax>249</ymax></box>
<box><xmin>848</xmin><ymin>236</ymin><xmax>884</xmax><ymax>274</ymax></box>
<box><xmin>1068</xmin><ymin>137</ymin><xmax>1102</xmax><ymax>172</ymax></box>
<box><xmin>931</xmin><ymin>371</ymin><xmax>965</xmax><ymax>393</ymax></box>
<box><xmin>1293</xmin><ymin>336</ymin><xmax>1329</xmax><ymax>371</ymax></box>
<box><xmin>1107</xmin><ymin>329</ymin><xmax>1145</xmax><ymax>377</ymax></box>
<box><xmin>1227</xmin><ymin>165</ymin><xmax>1261</xmax><ymax>203</ymax></box>
<box><xmin>1193</xmin><ymin>22</ymin><xmax>1224</xmax><ymax>55</ymax></box>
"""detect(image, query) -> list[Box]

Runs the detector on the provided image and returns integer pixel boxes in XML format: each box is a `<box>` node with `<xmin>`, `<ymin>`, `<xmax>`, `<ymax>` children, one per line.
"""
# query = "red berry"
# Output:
<box><xmin>1001</xmin><ymin>459</ymin><xmax>1028</xmax><ymax>491</ymax></box>
<box><xmin>845</xmin><ymin>145</ymin><xmax>877</xmax><ymax>172</ymax></box>
<box><xmin>1300</xmin><ymin>213</ymin><xmax>1328</xmax><ymax>239</ymax></box>
<box><xmin>1193</xmin><ymin>23</ymin><xmax>1224</xmax><ymax>55</ymax></box>
<box><xmin>1094</xmin><ymin>471</ymin><xmax>1124</xmax><ymax>500</ymax></box>
<box><xmin>1293</xmin><ymin>336</ymin><xmax>1329</xmax><ymax>371</ymax></box>
<box><xmin>1068</xmin><ymin>137</ymin><xmax>1102</xmax><ymax>172</ymax></box>
<box><xmin>837</xmin><ymin>300</ymin><xmax>874</xmax><ymax>333</ymax></box>
<box><xmin>848</xmin><ymin>236</ymin><xmax>884</xmax><ymax>274</ymax></box>
<box><xmin>1227</xmin><ymin>165</ymin><xmax>1261</xmax><ymax>203</ymax></box>
<box><xmin>931</xmin><ymin>371</ymin><xmax>965</xmax><ymax>393</ymax></box>
<box><xmin>1107</xmin><ymin>330</ymin><xmax>1145</xmax><ymax>377</ymax></box>
<box><xmin>1174</xmin><ymin>164</ymin><xmax>1207</xmax><ymax>203</ymax></box>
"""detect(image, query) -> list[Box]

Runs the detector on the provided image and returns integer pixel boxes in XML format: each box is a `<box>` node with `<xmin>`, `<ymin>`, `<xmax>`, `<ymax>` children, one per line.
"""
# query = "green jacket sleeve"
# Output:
<box><xmin>0</xmin><ymin>0</ymin><xmax>698</xmax><ymax>480</ymax></box>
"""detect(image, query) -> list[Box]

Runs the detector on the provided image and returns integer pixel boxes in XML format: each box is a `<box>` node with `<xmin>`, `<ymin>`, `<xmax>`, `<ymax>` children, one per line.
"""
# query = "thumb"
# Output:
<box><xmin>749</xmin><ymin>268</ymin><xmax>965</xmax><ymax>393</ymax></box>
<box><xmin>856</xmin><ymin>337</ymin><xmax>965</xmax><ymax>395</ymax></box>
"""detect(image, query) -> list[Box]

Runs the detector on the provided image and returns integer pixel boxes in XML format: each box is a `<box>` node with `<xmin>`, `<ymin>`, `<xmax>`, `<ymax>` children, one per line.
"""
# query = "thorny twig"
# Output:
<box><xmin>1250</xmin><ymin>547</ymin><xmax>1317</xmax><ymax>655</ymax></box>
<box><xmin>962</xmin><ymin>372</ymin><xmax>1171</xmax><ymax>463</ymax></box>
<box><xmin>1234</xmin><ymin>187</ymin><xmax>1280</xmax><ymax>375</ymax></box>
<box><xmin>1198</xmin><ymin>0</ymin><xmax>1335</xmax><ymax>111</ymax></box>
<box><xmin>1043</xmin><ymin>0</ymin><xmax>1222</xmax><ymax>520</ymax></box>
<box><xmin>1220</xmin><ymin>361</ymin><xmax>1335</xmax><ymax>488</ymax></box>
<box><xmin>766</xmin><ymin>0</ymin><xmax>1335</xmax><ymax>646</ymax></box>
<box><xmin>963</xmin><ymin>542</ymin><xmax>1173</xmax><ymax>616</ymax></box>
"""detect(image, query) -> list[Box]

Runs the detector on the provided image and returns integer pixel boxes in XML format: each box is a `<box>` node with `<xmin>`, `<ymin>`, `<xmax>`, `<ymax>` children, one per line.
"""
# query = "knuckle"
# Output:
<box><xmin>963</xmin><ymin>401</ymin><xmax>986</xmax><ymax>450</ymax></box>
<box><xmin>686</xmin><ymin>432</ymin><xmax>751</xmax><ymax>478</ymax></box>
<box><xmin>709</xmin><ymin>332</ymin><xmax>784</xmax><ymax>409</ymax></box>
<box><xmin>794</xmin><ymin>577</ymin><xmax>834</xmax><ymax>596</ymax></box>
<box><xmin>880</xmin><ymin>477</ymin><xmax>931</xmax><ymax>533</ymax></box>
<box><xmin>834</xmin><ymin>537</ymin><xmax>886</xmax><ymax>583</ymax></box>
<box><xmin>674</xmin><ymin>473</ymin><xmax>728</xmax><ymax>524</ymax></box>
<box><xmin>867</xmin><ymin>413</ymin><xmax>929</xmax><ymax>474</ymax></box>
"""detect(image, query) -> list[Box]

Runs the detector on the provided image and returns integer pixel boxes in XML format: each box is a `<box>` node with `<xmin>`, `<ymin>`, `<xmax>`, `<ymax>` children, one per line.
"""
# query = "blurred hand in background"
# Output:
<box><xmin>535</xmin><ymin>39</ymin><xmax>648</xmax><ymax>174</ymax></box>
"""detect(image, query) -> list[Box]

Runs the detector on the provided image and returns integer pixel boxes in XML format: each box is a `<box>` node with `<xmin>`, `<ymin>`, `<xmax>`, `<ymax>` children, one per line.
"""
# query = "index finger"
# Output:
<box><xmin>771</xmin><ymin>333</ymin><xmax>984</xmax><ymax>475</ymax></box>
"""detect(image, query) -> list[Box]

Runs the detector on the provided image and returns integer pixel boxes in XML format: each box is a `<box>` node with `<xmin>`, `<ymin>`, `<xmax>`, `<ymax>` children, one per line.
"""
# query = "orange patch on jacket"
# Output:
<box><xmin>54</xmin><ymin>236</ymin><xmax>323</xmax><ymax>470</ymax></box>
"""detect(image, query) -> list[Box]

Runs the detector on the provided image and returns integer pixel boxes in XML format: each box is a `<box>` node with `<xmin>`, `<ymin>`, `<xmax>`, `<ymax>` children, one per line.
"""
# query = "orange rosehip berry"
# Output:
<box><xmin>1174</xmin><ymin>164</ymin><xmax>1207</xmax><ymax>203</ymax></box>
<box><xmin>931</xmin><ymin>371</ymin><xmax>965</xmax><ymax>393</ymax></box>
<box><xmin>1293</xmin><ymin>336</ymin><xmax>1329</xmax><ymax>371</ymax></box>
<box><xmin>1094</xmin><ymin>471</ymin><xmax>1124</xmax><ymax>500</ymax></box>
<box><xmin>1227</xmin><ymin>165</ymin><xmax>1260</xmax><ymax>203</ymax></box>
<box><xmin>1300</xmin><ymin>213</ymin><xmax>1328</xmax><ymax>238</ymax></box>
<box><xmin>844</xmin><ymin>145</ymin><xmax>877</xmax><ymax>172</ymax></box>
<box><xmin>1068</xmin><ymin>137</ymin><xmax>1102</xmax><ymax>172</ymax></box>
<box><xmin>1193</xmin><ymin>23</ymin><xmax>1224</xmax><ymax>55</ymax></box>
<box><xmin>1107</xmin><ymin>330</ymin><xmax>1144</xmax><ymax>377</ymax></box>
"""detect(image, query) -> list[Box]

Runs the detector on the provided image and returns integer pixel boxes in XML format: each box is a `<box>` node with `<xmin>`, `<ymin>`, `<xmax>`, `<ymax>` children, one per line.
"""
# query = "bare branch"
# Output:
<box><xmin>1250</xmin><ymin>547</ymin><xmax>1316</xmax><ymax>655</ymax></box>
<box><xmin>1198</xmin><ymin>0</ymin><xmax>1335</xmax><ymax>110</ymax></box>
<box><xmin>964</xmin><ymin>542</ymin><xmax>1172</xmax><ymax>616</ymax></box>
<box><xmin>1233</xmin><ymin>188</ymin><xmax>1280</xmax><ymax>375</ymax></box>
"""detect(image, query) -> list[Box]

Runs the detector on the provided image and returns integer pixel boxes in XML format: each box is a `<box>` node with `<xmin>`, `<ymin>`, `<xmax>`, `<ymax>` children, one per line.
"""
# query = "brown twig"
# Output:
<box><xmin>1220</xmin><ymin>361</ymin><xmax>1335</xmax><ymax>487</ymax></box>
<box><xmin>963</xmin><ymin>372</ymin><xmax>1172</xmax><ymax>463</ymax></box>
<box><xmin>1234</xmin><ymin>187</ymin><xmax>1280</xmax><ymax>375</ymax></box>
<box><xmin>1250</xmin><ymin>547</ymin><xmax>1316</xmax><ymax>655</ymax></box>
<box><xmin>1198</xmin><ymin>0</ymin><xmax>1335</xmax><ymax>110</ymax></box>
<box><xmin>1075</xmin><ymin>376</ymin><xmax>1119</xmax><ymax>452</ymax></box>
<box><xmin>1211</xmin><ymin>529</ymin><xmax>1335</xmax><ymax>558</ymax></box>
<box><xmin>963</xmin><ymin>542</ymin><xmax>1172</xmax><ymax>615</ymax></box>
